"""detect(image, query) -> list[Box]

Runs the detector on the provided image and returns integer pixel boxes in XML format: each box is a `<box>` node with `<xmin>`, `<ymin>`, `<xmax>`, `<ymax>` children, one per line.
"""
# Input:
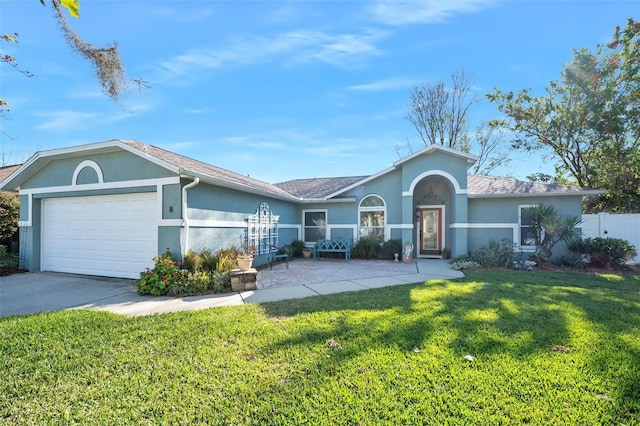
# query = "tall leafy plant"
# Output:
<box><xmin>528</xmin><ymin>204</ymin><xmax>582</xmax><ymax>262</ymax></box>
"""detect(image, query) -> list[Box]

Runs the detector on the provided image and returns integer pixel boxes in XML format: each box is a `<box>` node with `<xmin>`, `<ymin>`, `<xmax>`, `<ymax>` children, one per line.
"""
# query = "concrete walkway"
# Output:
<box><xmin>0</xmin><ymin>259</ymin><xmax>463</xmax><ymax>317</ymax></box>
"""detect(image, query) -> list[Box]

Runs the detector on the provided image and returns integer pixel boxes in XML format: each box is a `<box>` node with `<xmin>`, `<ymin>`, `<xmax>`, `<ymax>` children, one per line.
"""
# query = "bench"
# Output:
<box><xmin>314</xmin><ymin>239</ymin><xmax>351</xmax><ymax>261</ymax></box>
<box><xmin>270</xmin><ymin>247</ymin><xmax>289</xmax><ymax>270</ymax></box>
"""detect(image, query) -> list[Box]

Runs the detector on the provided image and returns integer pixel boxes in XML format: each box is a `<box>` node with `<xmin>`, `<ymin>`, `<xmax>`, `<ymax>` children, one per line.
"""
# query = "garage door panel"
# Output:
<box><xmin>42</xmin><ymin>193</ymin><xmax>158</xmax><ymax>279</ymax></box>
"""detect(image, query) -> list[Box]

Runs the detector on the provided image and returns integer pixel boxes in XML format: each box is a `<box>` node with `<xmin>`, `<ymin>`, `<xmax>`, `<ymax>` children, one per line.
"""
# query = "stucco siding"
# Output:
<box><xmin>401</xmin><ymin>150</ymin><xmax>469</xmax><ymax>193</ymax></box>
<box><xmin>187</xmin><ymin>184</ymin><xmax>297</xmax><ymax>223</ymax></box>
<box><xmin>21</xmin><ymin>151</ymin><xmax>174</xmax><ymax>189</ymax></box>
<box><xmin>163</xmin><ymin>184</ymin><xmax>182</xmax><ymax>220</ymax></box>
<box><xmin>467</xmin><ymin>228</ymin><xmax>514</xmax><ymax>255</ymax></box>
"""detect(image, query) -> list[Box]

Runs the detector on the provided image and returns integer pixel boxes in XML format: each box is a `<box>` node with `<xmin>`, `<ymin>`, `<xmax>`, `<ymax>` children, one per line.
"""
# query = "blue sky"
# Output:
<box><xmin>1</xmin><ymin>0</ymin><xmax>635</xmax><ymax>183</ymax></box>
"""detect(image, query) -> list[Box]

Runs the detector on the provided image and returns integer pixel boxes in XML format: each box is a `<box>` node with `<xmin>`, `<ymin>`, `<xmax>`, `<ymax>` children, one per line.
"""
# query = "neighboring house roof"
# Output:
<box><xmin>0</xmin><ymin>164</ymin><xmax>21</xmax><ymax>186</ymax></box>
<box><xmin>274</xmin><ymin>176</ymin><xmax>368</xmax><ymax>199</ymax></box>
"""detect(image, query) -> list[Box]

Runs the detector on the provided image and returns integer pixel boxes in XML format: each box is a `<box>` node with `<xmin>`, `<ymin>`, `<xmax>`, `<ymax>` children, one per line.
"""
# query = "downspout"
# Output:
<box><xmin>181</xmin><ymin>177</ymin><xmax>200</xmax><ymax>258</ymax></box>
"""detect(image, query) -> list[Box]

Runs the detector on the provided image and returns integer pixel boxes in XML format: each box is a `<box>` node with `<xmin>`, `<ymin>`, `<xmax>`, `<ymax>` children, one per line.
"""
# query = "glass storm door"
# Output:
<box><xmin>419</xmin><ymin>208</ymin><xmax>442</xmax><ymax>254</ymax></box>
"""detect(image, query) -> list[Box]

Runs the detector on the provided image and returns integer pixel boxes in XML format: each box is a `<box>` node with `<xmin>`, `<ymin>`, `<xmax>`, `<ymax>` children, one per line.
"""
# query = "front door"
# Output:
<box><xmin>419</xmin><ymin>207</ymin><xmax>443</xmax><ymax>255</ymax></box>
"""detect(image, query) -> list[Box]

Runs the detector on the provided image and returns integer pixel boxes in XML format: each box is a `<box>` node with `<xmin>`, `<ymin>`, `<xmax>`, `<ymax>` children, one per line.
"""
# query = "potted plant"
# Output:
<box><xmin>302</xmin><ymin>247</ymin><xmax>313</xmax><ymax>259</ymax></box>
<box><xmin>237</xmin><ymin>239</ymin><xmax>255</xmax><ymax>271</ymax></box>
<box><xmin>237</xmin><ymin>253</ymin><xmax>253</xmax><ymax>271</ymax></box>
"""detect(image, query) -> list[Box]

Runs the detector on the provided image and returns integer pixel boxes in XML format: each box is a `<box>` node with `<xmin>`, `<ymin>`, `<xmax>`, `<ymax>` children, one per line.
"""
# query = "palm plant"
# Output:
<box><xmin>528</xmin><ymin>203</ymin><xmax>582</xmax><ymax>262</ymax></box>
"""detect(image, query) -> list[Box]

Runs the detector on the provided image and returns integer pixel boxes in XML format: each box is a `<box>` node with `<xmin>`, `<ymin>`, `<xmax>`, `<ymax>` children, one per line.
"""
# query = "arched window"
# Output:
<box><xmin>359</xmin><ymin>195</ymin><xmax>385</xmax><ymax>242</ymax></box>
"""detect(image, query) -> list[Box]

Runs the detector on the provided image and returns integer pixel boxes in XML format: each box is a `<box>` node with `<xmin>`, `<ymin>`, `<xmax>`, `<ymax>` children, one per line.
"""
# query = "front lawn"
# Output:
<box><xmin>1</xmin><ymin>271</ymin><xmax>639</xmax><ymax>424</ymax></box>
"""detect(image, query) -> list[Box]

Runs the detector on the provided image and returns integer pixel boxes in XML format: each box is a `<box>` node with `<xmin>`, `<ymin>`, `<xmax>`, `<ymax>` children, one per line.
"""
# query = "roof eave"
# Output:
<box><xmin>298</xmin><ymin>197</ymin><xmax>357</xmax><ymax>204</ymax></box>
<box><xmin>324</xmin><ymin>167</ymin><xmax>394</xmax><ymax>198</ymax></box>
<box><xmin>468</xmin><ymin>189</ymin><xmax>606</xmax><ymax>199</ymax></box>
<box><xmin>0</xmin><ymin>139</ymin><xmax>182</xmax><ymax>191</ymax></box>
<box><xmin>393</xmin><ymin>144</ymin><xmax>478</xmax><ymax>168</ymax></box>
<box><xmin>180</xmin><ymin>171</ymin><xmax>301</xmax><ymax>203</ymax></box>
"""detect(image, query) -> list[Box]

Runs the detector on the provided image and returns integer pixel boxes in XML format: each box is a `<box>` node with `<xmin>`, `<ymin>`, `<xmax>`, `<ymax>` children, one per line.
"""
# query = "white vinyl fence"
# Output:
<box><xmin>582</xmin><ymin>213</ymin><xmax>640</xmax><ymax>263</ymax></box>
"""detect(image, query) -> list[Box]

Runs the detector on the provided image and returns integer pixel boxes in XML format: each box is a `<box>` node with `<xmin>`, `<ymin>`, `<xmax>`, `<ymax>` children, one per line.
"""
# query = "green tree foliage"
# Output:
<box><xmin>488</xmin><ymin>19</ymin><xmax>640</xmax><ymax>212</ymax></box>
<box><xmin>0</xmin><ymin>192</ymin><xmax>20</xmax><ymax>245</ymax></box>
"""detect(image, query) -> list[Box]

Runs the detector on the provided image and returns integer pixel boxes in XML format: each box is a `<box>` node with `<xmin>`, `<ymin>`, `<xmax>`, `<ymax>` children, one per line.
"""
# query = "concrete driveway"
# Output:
<box><xmin>0</xmin><ymin>272</ymin><xmax>138</xmax><ymax>317</ymax></box>
<box><xmin>0</xmin><ymin>259</ymin><xmax>463</xmax><ymax>317</ymax></box>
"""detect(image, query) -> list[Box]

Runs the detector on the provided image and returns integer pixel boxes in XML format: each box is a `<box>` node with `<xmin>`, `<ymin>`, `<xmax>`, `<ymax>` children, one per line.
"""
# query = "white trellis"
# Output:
<box><xmin>247</xmin><ymin>203</ymin><xmax>280</xmax><ymax>255</ymax></box>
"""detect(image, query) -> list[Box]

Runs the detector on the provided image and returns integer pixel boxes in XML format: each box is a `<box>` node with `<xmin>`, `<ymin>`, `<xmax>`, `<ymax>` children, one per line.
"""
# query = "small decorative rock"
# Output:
<box><xmin>464</xmin><ymin>355</ymin><xmax>475</xmax><ymax>362</ymax></box>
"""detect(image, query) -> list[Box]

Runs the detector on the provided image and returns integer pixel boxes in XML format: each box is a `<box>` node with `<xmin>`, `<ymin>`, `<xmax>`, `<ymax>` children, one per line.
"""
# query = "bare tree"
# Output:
<box><xmin>469</xmin><ymin>121</ymin><xmax>511</xmax><ymax>176</ymax></box>
<box><xmin>405</xmin><ymin>68</ymin><xmax>479</xmax><ymax>150</ymax></box>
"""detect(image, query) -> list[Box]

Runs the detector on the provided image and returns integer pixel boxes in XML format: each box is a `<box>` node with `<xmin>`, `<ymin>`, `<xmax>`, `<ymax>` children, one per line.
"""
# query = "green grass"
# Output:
<box><xmin>1</xmin><ymin>270</ymin><xmax>639</xmax><ymax>424</ymax></box>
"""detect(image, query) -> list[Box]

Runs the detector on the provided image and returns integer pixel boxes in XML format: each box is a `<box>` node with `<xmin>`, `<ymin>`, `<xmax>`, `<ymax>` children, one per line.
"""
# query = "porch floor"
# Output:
<box><xmin>257</xmin><ymin>258</ymin><xmax>462</xmax><ymax>289</ymax></box>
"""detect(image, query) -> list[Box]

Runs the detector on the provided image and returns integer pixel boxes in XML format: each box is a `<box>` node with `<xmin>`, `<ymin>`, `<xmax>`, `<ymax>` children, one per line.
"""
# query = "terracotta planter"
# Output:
<box><xmin>302</xmin><ymin>250</ymin><xmax>313</xmax><ymax>259</ymax></box>
<box><xmin>237</xmin><ymin>257</ymin><xmax>253</xmax><ymax>271</ymax></box>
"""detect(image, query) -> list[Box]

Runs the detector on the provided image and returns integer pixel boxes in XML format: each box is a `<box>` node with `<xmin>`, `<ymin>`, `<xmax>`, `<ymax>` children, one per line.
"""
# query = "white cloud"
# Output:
<box><xmin>155</xmin><ymin>29</ymin><xmax>387</xmax><ymax>84</ymax></box>
<box><xmin>347</xmin><ymin>77</ymin><xmax>418</xmax><ymax>92</ymax></box>
<box><xmin>36</xmin><ymin>110</ymin><xmax>99</xmax><ymax>131</ymax></box>
<box><xmin>151</xmin><ymin>6</ymin><xmax>215</xmax><ymax>23</ymax></box>
<box><xmin>369</xmin><ymin>0</ymin><xmax>497</xmax><ymax>26</ymax></box>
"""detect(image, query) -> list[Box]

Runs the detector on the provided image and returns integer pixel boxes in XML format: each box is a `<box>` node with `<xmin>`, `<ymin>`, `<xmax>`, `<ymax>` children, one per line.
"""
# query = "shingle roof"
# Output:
<box><xmin>0</xmin><ymin>164</ymin><xmax>21</xmax><ymax>186</ymax></box>
<box><xmin>467</xmin><ymin>175</ymin><xmax>598</xmax><ymax>197</ymax></box>
<box><xmin>274</xmin><ymin>176</ymin><xmax>368</xmax><ymax>198</ymax></box>
<box><xmin>275</xmin><ymin>174</ymin><xmax>599</xmax><ymax>199</ymax></box>
<box><xmin>120</xmin><ymin>140</ymin><xmax>299</xmax><ymax>201</ymax></box>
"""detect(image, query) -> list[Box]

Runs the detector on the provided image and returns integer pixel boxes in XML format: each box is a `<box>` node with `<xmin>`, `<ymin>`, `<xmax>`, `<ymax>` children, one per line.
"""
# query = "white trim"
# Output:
<box><xmin>186</xmin><ymin>219</ymin><xmax>247</xmax><ymax>228</ymax></box>
<box><xmin>393</xmin><ymin>144</ymin><xmax>477</xmax><ymax>168</ymax></box>
<box><xmin>358</xmin><ymin>194</ymin><xmax>386</xmax><ymax>242</ymax></box>
<box><xmin>17</xmin><ymin>176</ymin><xmax>178</xmax><ymax>229</ymax></box>
<box><xmin>18</xmin><ymin>176</ymin><xmax>180</xmax><ymax>196</ymax></box>
<box><xmin>302</xmin><ymin>209</ymin><xmax>328</xmax><ymax>243</ymax></box>
<box><xmin>325</xmin><ymin>167</ymin><xmax>395</xmax><ymax>199</ymax></box>
<box><xmin>388</xmin><ymin>223</ymin><xmax>414</xmax><ymax>229</ymax></box>
<box><xmin>468</xmin><ymin>190</ymin><xmax>603</xmax><ymax>199</ymax></box>
<box><xmin>416</xmin><ymin>204</ymin><xmax>445</xmax><ymax>255</ymax></box>
<box><xmin>518</xmin><ymin>204</ymin><xmax>538</xmax><ymax>251</ymax></box>
<box><xmin>18</xmin><ymin>193</ymin><xmax>34</xmax><ymax>227</ymax></box>
<box><xmin>403</xmin><ymin>170</ymin><xmax>465</xmax><ymax>196</ymax></box>
<box><xmin>72</xmin><ymin>160</ymin><xmax>104</xmax><ymax>185</ymax></box>
<box><xmin>181</xmin><ymin>177</ymin><xmax>200</xmax><ymax>257</ymax></box>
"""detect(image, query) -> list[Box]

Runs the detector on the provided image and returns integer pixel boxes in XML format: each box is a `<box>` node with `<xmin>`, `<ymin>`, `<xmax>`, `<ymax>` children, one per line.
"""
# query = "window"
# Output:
<box><xmin>303</xmin><ymin>210</ymin><xmax>326</xmax><ymax>243</ymax></box>
<box><xmin>519</xmin><ymin>205</ymin><xmax>537</xmax><ymax>249</ymax></box>
<box><xmin>359</xmin><ymin>195</ymin><xmax>385</xmax><ymax>242</ymax></box>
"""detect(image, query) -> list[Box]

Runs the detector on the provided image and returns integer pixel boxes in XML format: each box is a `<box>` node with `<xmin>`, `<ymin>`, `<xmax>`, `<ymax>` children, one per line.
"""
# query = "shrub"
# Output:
<box><xmin>590</xmin><ymin>237</ymin><xmax>636</xmax><ymax>266</ymax></box>
<box><xmin>0</xmin><ymin>245</ymin><xmax>19</xmax><ymax>276</ymax></box>
<box><xmin>560</xmin><ymin>253</ymin><xmax>586</xmax><ymax>269</ymax></box>
<box><xmin>575</xmin><ymin>237</ymin><xmax>637</xmax><ymax>267</ymax></box>
<box><xmin>379</xmin><ymin>239</ymin><xmax>402</xmax><ymax>260</ymax></box>
<box><xmin>0</xmin><ymin>192</ymin><xmax>19</xmax><ymax>246</ymax></box>
<box><xmin>211</xmin><ymin>270</ymin><xmax>230</xmax><ymax>292</ymax></box>
<box><xmin>134</xmin><ymin>249</ymin><xmax>182</xmax><ymax>296</ymax></box>
<box><xmin>471</xmin><ymin>238</ymin><xmax>515</xmax><ymax>267</ymax></box>
<box><xmin>135</xmin><ymin>248</ymin><xmax>232</xmax><ymax>296</ymax></box>
<box><xmin>353</xmin><ymin>237</ymin><xmax>380</xmax><ymax>259</ymax></box>
<box><xmin>182</xmin><ymin>250</ymin><xmax>201</xmax><ymax>272</ymax></box>
<box><xmin>450</xmin><ymin>256</ymin><xmax>481</xmax><ymax>270</ymax></box>
<box><xmin>441</xmin><ymin>247</ymin><xmax>451</xmax><ymax>259</ymax></box>
<box><xmin>214</xmin><ymin>248</ymin><xmax>237</xmax><ymax>273</ymax></box>
<box><xmin>199</xmin><ymin>249</ymin><xmax>219</xmax><ymax>272</ymax></box>
<box><xmin>289</xmin><ymin>240</ymin><xmax>306</xmax><ymax>257</ymax></box>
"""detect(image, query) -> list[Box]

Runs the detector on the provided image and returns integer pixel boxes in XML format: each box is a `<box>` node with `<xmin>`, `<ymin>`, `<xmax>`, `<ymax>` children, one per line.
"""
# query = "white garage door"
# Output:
<box><xmin>42</xmin><ymin>193</ymin><xmax>158</xmax><ymax>279</ymax></box>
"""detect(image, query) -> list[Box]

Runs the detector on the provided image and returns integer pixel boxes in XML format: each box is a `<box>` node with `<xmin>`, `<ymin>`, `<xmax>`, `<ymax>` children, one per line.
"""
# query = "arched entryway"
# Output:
<box><xmin>411</xmin><ymin>174</ymin><xmax>456</xmax><ymax>257</ymax></box>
